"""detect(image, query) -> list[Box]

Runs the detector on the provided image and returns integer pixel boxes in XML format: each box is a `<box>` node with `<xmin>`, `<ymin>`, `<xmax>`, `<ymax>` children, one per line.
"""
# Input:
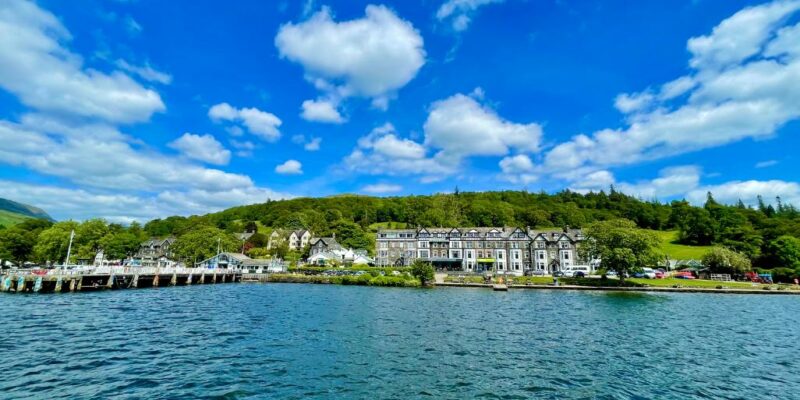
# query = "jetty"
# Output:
<box><xmin>0</xmin><ymin>267</ymin><xmax>241</xmax><ymax>294</ymax></box>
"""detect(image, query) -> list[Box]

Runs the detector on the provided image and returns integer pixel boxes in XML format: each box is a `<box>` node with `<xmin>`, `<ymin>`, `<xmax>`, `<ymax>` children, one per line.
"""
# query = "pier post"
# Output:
<box><xmin>170</xmin><ymin>273</ymin><xmax>177</xmax><ymax>286</ymax></box>
<box><xmin>1</xmin><ymin>276</ymin><xmax>10</xmax><ymax>292</ymax></box>
<box><xmin>213</xmin><ymin>273</ymin><xmax>217</xmax><ymax>284</ymax></box>
<box><xmin>55</xmin><ymin>277</ymin><xmax>63</xmax><ymax>293</ymax></box>
<box><xmin>17</xmin><ymin>276</ymin><xmax>26</xmax><ymax>293</ymax></box>
<box><xmin>76</xmin><ymin>277</ymin><xmax>82</xmax><ymax>291</ymax></box>
<box><xmin>131</xmin><ymin>274</ymin><xmax>138</xmax><ymax>288</ymax></box>
<box><xmin>153</xmin><ymin>274</ymin><xmax>159</xmax><ymax>287</ymax></box>
<box><xmin>69</xmin><ymin>279</ymin><xmax>76</xmax><ymax>292</ymax></box>
<box><xmin>199</xmin><ymin>273</ymin><xmax>204</xmax><ymax>284</ymax></box>
<box><xmin>34</xmin><ymin>277</ymin><xmax>43</xmax><ymax>293</ymax></box>
<box><xmin>187</xmin><ymin>274</ymin><xmax>192</xmax><ymax>285</ymax></box>
<box><xmin>222</xmin><ymin>274</ymin><xmax>226</xmax><ymax>283</ymax></box>
<box><xmin>107</xmin><ymin>275</ymin><xmax>114</xmax><ymax>289</ymax></box>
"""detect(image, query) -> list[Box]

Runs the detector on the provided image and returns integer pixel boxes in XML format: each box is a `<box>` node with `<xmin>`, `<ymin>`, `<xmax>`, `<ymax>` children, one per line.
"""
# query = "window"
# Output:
<box><xmin>498</xmin><ymin>252</ymin><xmax>504</xmax><ymax>259</ymax></box>
<box><xmin>564</xmin><ymin>253</ymin><xmax>570</xmax><ymax>260</ymax></box>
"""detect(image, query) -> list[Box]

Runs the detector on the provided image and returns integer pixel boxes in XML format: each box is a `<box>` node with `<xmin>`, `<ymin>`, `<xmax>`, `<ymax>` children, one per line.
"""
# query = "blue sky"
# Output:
<box><xmin>1</xmin><ymin>0</ymin><xmax>800</xmax><ymax>222</ymax></box>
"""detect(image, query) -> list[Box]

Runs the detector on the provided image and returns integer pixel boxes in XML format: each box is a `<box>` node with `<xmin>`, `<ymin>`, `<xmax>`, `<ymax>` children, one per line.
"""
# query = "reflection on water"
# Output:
<box><xmin>0</xmin><ymin>285</ymin><xmax>797</xmax><ymax>399</ymax></box>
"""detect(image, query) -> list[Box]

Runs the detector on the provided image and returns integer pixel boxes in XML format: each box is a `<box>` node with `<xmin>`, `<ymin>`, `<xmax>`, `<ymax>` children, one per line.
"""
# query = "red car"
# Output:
<box><xmin>674</xmin><ymin>271</ymin><xmax>696</xmax><ymax>279</ymax></box>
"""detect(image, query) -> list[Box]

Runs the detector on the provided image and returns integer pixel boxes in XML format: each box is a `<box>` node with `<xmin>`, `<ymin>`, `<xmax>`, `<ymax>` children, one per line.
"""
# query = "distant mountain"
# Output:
<box><xmin>0</xmin><ymin>198</ymin><xmax>53</xmax><ymax>226</ymax></box>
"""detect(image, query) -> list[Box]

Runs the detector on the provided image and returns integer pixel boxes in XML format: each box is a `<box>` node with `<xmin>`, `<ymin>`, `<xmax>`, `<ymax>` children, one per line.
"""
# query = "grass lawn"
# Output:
<box><xmin>647</xmin><ymin>230</ymin><xmax>712</xmax><ymax>260</ymax></box>
<box><xmin>628</xmin><ymin>277</ymin><xmax>768</xmax><ymax>289</ymax></box>
<box><xmin>0</xmin><ymin>210</ymin><xmax>32</xmax><ymax>227</ymax></box>
<box><xmin>368</xmin><ymin>221</ymin><xmax>409</xmax><ymax>232</ymax></box>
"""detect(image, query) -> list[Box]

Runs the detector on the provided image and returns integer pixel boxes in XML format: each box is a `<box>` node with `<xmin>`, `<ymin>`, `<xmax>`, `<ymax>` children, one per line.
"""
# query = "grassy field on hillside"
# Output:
<box><xmin>647</xmin><ymin>230</ymin><xmax>712</xmax><ymax>260</ymax></box>
<box><xmin>369</xmin><ymin>222</ymin><xmax>409</xmax><ymax>232</ymax></box>
<box><xmin>0</xmin><ymin>210</ymin><xmax>32</xmax><ymax>227</ymax></box>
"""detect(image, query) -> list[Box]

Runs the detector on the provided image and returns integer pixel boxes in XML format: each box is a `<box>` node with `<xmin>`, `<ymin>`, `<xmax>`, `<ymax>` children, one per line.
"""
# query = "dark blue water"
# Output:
<box><xmin>0</xmin><ymin>284</ymin><xmax>797</xmax><ymax>399</ymax></box>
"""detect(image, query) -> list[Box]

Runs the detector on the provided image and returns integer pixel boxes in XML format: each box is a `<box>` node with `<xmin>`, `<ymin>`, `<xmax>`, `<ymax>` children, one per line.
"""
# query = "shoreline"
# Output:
<box><xmin>435</xmin><ymin>282</ymin><xmax>800</xmax><ymax>295</ymax></box>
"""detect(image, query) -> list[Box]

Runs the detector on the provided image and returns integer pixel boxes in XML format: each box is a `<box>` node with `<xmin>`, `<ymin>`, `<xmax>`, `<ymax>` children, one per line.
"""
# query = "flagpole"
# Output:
<box><xmin>64</xmin><ymin>230</ymin><xmax>75</xmax><ymax>272</ymax></box>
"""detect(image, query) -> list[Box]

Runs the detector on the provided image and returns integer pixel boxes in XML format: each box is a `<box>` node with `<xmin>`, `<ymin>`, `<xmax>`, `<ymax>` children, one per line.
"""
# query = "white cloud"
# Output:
<box><xmin>570</xmin><ymin>166</ymin><xmax>701</xmax><ymax>201</ymax></box>
<box><xmin>115</xmin><ymin>59</ymin><xmax>172</xmax><ymax>84</ymax></box>
<box><xmin>301</xmin><ymin>99</ymin><xmax>345</xmax><ymax>123</ymax></box>
<box><xmin>498</xmin><ymin>154</ymin><xmax>537</xmax><ymax>184</ymax></box>
<box><xmin>545</xmin><ymin>1</ymin><xmax>800</xmax><ymax>172</ymax></box>
<box><xmin>275</xmin><ymin>159</ymin><xmax>303</xmax><ymax>175</ymax></box>
<box><xmin>755</xmin><ymin>160</ymin><xmax>779</xmax><ymax>168</ymax></box>
<box><xmin>436</xmin><ymin>0</ymin><xmax>503</xmax><ymax>32</ymax></box>
<box><xmin>304</xmin><ymin>137</ymin><xmax>321</xmax><ymax>151</ymax></box>
<box><xmin>361</xmin><ymin>183</ymin><xmax>402</xmax><ymax>194</ymax></box>
<box><xmin>687</xmin><ymin>180</ymin><xmax>800</xmax><ymax>207</ymax></box>
<box><xmin>230</xmin><ymin>140</ymin><xmax>256</xmax><ymax>157</ymax></box>
<box><xmin>344</xmin><ymin>123</ymin><xmax>456</xmax><ymax>176</ymax></box>
<box><xmin>687</xmin><ymin>1</ymin><xmax>800</xmax><ymax>70</ymax></box>
<box><xmin>124</xmin><ymin>15</ymin><xmax>142</xmax><ymax>36</ymax></box>
<box><xmin>0</xmin><ymin>179</ymin><xmax>290</xmax><ymax>223</ymax></box>
<box><xmin>275</xmin><ymin>5</ymin><xmax>425</xmax><ymax>108</ymax></box>
<box><xmin>424</xmin><ymin>92</ymin><xmax>542</xmax><ymax>158</ymax></box>
<box><xmin>0</xmin><ymin>0</ymin><xmax>165</xmax><ymax>124</ymax></box>
<box><xmin>168</xmin><ymin>133</ymin><xmax>231</xmax><ymax>165</ymax></box>
<box><xmin>209</xmin><ymin>102</ymin><xmax>282</xmax><ymax>141</ymax></box>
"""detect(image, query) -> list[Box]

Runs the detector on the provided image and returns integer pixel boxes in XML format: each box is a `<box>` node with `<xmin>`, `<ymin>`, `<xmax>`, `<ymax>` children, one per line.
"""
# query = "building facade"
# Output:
<box><xmin>268</xmin><ymin>229</ymin><xmax>313</xmax><ymax>251</ymax></box>
<box><xmin>131</xmin><ymin>237</ymin><xmax>176</xmax><ymax>268</ymax></box>
<box><xmin>376</xmin><ymin>227</ymin><xmax>587</xmax><ymax>275</ymax></box>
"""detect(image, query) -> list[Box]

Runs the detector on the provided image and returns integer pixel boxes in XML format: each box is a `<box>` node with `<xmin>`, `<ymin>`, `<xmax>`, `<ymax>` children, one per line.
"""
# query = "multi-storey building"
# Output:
<box><xmin>375</xmin><ymin>227</ymin><xmax>587</xmax><ymax>275</ymax></box>
<box><xmin>268</xmin><ymin>229</ymin><xmax>313</xmax><ymax>251</ymax></box>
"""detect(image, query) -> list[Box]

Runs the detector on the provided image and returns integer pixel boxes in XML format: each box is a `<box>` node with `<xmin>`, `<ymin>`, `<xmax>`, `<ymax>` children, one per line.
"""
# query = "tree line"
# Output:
<box><xmin>2</xmin><ymin>189</ymin><xmax>800</xmax><ymax>278</ymax></box>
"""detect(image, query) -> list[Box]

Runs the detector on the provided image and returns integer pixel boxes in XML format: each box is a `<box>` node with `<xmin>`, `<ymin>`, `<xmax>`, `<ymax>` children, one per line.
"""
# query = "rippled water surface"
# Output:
<box><xmin>1</xmin><ymin>284</ymin><xmax>798</xmax><ymax>399</ymax></box>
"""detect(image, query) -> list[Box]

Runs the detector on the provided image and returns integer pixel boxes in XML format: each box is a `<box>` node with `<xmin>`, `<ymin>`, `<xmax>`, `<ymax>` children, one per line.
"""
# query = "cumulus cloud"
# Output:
<box><xmin>424</xmin><ymin>92</ymin><xmax>543</xmax><ymax>158</ymax></box>
<box><xmin>498</xmin><ymin>154</ymin><xmax>537</xmax><ymax>184</ymax></box>
<box><xmin>0</xmin><ymin>1</ymin><xmax>291</xmax><ymax>222</ymax></box>
<box><xmin>545</xmin><ymin>1</ymin><xmax>800</xmax><ymax>172</ymax></box>
<box><xmin>0</xmin><ymin>0</ymin><xmax>165</xmax><ymax>123</ymax></box>
<box><xmin>361</xmin><ymin>183</ymin><xmax>402</xmax><ymax>194</ymax></box>
<box><xmin>275</xmin><ymin>5</ymin><xmax>425</xmax><ymax>108</ymax></box>
<box><xmin>168</xmin><ymin>133</ymin><xmax>231</xmax><ymax>165</ymax></box>
<box><xmin>275</xmin><ymin>159</ymin><xmax>303</xmax><ymax>175</ymax></box>
<box><xmin>301</xmin><ymin>99</ymin><xmax>345</xmax><ymax>123</ymax></box>
<box><xmin>344</xmin><ymin>123</ymin><xmax>456</xmax><ymax>177</ymax></box>
<box><xmin>436</xmin><ymin>0</ymin><xmax>504</xmax><ymax>32</ymax></box>
<box><xmin>292</xmin><ymin>134</ymin><xmax>322</xmax><ymax>151</ymax></box>
<box><xmin>209</xmin><ymin>102</ymin><xmax>282</xmax><ymax>141</ymax></box>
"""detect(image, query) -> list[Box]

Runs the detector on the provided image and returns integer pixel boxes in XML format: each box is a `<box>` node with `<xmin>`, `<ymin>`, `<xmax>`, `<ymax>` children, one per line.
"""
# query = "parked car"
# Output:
<box><xmin>674</xmin><ymin>271</ymin><xmax>696</xmax><ymax>279</ymax></box>
<box><xmin>554</xmin><ymin>271</ymin><xmax>565</xmax><ymax>277</ymax></box>
<box><xmin>533</xmin><ymin>270</ymin><xmax>545</xmax><ymax>276</ymax></box>
<box><xmin>654</xmin><ymin>270</ymin><xmax>665</xmax><ymax>279</ymax></box>
<box><xmin>562</xmin><ymin>270</ymin><xmax>575</xmax><ymax>277</ymax></box>
<box><xmin>574</xmin><ymin>271</ymin><xmax>586</xmax><ymax>278</ymax></box>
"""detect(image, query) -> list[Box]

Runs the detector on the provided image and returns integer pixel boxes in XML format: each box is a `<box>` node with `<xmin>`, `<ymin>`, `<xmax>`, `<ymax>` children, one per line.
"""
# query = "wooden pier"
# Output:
<box><xmin>0</xmin><ymin>267</ymin><xmax>242</xmax><ymax>294</ymax></box>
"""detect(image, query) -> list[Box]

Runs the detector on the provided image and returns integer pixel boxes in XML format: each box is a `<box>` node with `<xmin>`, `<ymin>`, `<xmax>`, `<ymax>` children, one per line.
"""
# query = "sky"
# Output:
<box><xmin>1</xmin><ymin>0</ymin><xmax>800</xmax><ymax>222</ymax></box>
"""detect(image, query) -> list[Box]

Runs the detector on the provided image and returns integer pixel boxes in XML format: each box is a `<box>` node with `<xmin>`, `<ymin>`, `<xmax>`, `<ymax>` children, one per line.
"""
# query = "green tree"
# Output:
<box><xmin>171</xmin><ymin>227</ymin><xmax>239</xmax><ymax>264</ymax></box>
<box><xmin>0</xmin><ymin>229</ymin><xmax>36</xmax><ymax>265</ymax></box>
<box><xmin>34</xmin><ymin>221</ymin><xmax>79</xmax><ymax>264</ymax></box>
<box><xmin>333</xmin><ymin>220</ymin><xmax>373</xmax><ymax>253</ymax></box>
<box><xmin>99</xmin><ymin>231</ymin><xmax>142</xmax><ymax>260</ymax></box>
<box><xmin>582</xmin><ymin>219</ymin><xmax>662</xmax><ymax>283</ymax></box>
<box><xmin>410</xmin><ymin>259</ymin><xmax>435</xmax><ymax>286</ymax></box>
<box><xmin>702</xmin><ymin>247</ymin><xmax>751</xmax><ymax>274</ymax></box>
<box><xmin>767</xmin><ymin>236</ymin><xmax>800</xmax><ymax>270</ymax></box>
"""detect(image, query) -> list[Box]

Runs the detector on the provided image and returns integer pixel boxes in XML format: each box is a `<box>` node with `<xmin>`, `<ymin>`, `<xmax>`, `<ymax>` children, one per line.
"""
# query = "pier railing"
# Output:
<box><xmin>8</xmin><ymin>267</ymin><xmax>235</xmax><ymax>276</ymax></box>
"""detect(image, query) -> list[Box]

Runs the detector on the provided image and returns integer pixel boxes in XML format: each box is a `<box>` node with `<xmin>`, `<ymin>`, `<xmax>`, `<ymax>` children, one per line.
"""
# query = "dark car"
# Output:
<box><xmin>574</xmin><ymin>271</ymin><xmax>586</xmax><ymax>278</ymax></box>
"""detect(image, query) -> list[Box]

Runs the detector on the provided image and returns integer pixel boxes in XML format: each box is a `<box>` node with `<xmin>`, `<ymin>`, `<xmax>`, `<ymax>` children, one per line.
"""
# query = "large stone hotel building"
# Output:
<box><xmin>376</xmin><ymin>227</ymin><xmax>589</xmax><ymax>275</ymax></box>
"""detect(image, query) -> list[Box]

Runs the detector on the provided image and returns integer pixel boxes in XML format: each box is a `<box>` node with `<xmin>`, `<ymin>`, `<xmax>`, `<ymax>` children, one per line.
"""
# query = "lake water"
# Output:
<box><xmin>0</xmin><ymin>284</ymin><xmax>798</xmax><ymax>399</ymax></box>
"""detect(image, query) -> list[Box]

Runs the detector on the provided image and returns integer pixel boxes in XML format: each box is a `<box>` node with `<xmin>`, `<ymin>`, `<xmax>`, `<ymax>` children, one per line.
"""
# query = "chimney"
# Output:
<box><xmin>332</xmin><ymin>232</ymin><xmax>336</xmax><ymax>240</ymax></box>
<box><xmin>564</xmin><ymin>225</ymin><xmax>569</xmax><ymax>233</ymax></box>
